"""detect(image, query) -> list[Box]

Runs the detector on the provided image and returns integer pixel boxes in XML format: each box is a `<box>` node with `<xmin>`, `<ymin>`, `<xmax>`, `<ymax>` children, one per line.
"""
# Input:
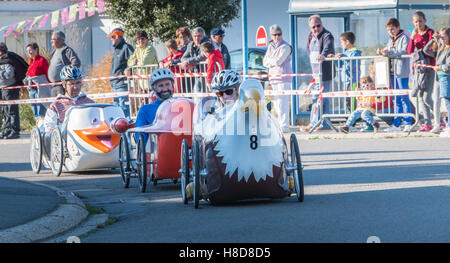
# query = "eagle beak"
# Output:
<box><xmin>73</xmin><ymin>120</ymin><xmax>120</xmax><ymax>153</ymax></box>
<box><xmin>240</xmin><ymin>86</ymin><xmax>263</xmax><ymax>117</ymax></box>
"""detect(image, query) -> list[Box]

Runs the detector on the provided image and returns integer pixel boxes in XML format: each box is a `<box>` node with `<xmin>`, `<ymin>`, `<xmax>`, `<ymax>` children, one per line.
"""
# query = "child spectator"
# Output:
<box><xmin>328</xmin><ymin>31</ymin><xmax>361</xmax><ymax>111</ymax></box>
<box><xmin>339</xmin><ymin>76</ymin><xmax>380</xmax><ymax>133</ymax></box>
<box><xmin>408</xmin><ymin>11</ymin><xmax>435</xmax><ymax>132</ymax></box>
<box><xmin>424</xmin><ymin>27</ymin><xmax>448</xmax><ymax>133</ymax></box>
<box><xmin>377</xmin><ymin>17</ymin><xmax>413</xmax><ymax>132</ymax></box>
<box><xmin>159</xmin><ymin>39</ymin><xmax>184</xmax><ymax>92</ymax></box>
<box><xmin>200</xmin><ymin>42</ymin><xmax>224</xmax><ymax>89</ymax></box>
<box><xmin>424</xmin><ymin>27</ymin><xmax>450</xmax><ymax>136</ymax></box>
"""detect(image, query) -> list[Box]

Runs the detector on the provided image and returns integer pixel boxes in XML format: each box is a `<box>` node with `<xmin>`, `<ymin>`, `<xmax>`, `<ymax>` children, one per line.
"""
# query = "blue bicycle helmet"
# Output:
<box><xmin>211</xmin><ymin>70</ymin><xmax>241</xmax><ymax>91</ymax></box>
<box><xmin>60</xmin><ymin>65</ymin><xmax>83</xmax><ymax>81</ymax></box>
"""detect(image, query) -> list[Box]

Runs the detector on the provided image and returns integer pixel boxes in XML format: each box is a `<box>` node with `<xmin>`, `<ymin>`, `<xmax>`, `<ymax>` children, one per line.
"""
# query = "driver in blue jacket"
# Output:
<box><xmin>134</xmin><ymin>68</ymin><xmax>175</xmax><ymax>143</ymax></box>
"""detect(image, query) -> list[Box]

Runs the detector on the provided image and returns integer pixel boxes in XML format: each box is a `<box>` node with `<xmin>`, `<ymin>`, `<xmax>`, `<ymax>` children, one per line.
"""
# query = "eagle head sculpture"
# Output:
<box><xmin>194</xmin><ymin>79</ymin><xmax>289</xmax><ymax>204</ymax></box>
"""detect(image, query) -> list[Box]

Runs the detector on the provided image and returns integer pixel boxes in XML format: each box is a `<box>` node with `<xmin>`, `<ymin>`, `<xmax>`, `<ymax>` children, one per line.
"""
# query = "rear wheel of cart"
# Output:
<box><xmin>30</xmin><ymin>126</ymin><xmax>43</xmax><ymax>174</ymax></box>
<box><xmin>119</xmin><ymin>134</ymin><xmax>131</xmax><ymax>188</ymax></box>
<box><xmin>180</xmin><ymin>139</ymin><xmax>190</xmax><ymax>204</ymax></box>
<box><xmin>192</xmin><ymin>139</ymin><xmax>200</xmax><ymax>209</ymax></box>
<box><xmin>136</xmin><ymin>135</ymin><xmax>148</xmax><ymax>193</ymax></box>
<box><xmin>290</xmin><ymin>134</ymin><xmax>304</xmax><ymax>202</ymax></box>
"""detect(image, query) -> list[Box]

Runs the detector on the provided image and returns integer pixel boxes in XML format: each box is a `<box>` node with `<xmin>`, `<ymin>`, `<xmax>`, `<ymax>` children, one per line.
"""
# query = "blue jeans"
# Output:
<box><xmin>113</xmin><ymin>86</ymin><xmax>130</xmax><ymax>120</ymax></box>
<box><xmin>390</xmin><ymin>76</ymin><xmax>412</xmax><ymax>126</ymax></box>
<box><xmin>28</xmin><ymin>88</ymin><xmax>46</xmax><ymax>121</ymax></box>
<box><xmin>346</xmin><ymin>109</ymin><xmax>375</xmax><ymax>127</ymax></box>
<box><xmin>310</xmin><ymin>80</ymin><xmax>332</xmax><ymax>128</ymax></box>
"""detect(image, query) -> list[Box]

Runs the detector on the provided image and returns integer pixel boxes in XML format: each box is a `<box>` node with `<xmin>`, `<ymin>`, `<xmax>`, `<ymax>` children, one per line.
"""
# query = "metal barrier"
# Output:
<box><xmin>127</xmin><ymin>61</ymin><xmax>222</xmax><ymax>120</ymax></box>
<box><xmin>310</xmin><ymin>55</ymin><xmax>419</xmax><ymax>133</ymax></box>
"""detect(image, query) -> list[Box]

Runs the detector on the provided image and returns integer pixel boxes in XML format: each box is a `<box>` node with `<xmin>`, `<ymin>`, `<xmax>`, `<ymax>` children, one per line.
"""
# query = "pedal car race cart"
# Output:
<box><xmin>29</xmin><ymin>103</ymin><xmax>125</xmax><ymax>176</ymax></box>
<box><xmin>179</xmin><ymin>79</ymin><xmax>304</xmax><ymax>208</ymax></box>
<box><xmin>112</xmin><ymin>98</ymin><xmax>195</xmax><ymax>193</ymax></box>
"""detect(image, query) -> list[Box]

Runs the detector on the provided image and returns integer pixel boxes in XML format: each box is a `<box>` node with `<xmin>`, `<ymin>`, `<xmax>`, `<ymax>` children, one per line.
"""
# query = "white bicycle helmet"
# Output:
<box><xmin>60</xmin><ymin>65</ymin><xmax>83</xmax><ymax>81</ymax></box>
<box><xmin>211</xmin><ymin>70</ymin><xmax>241</xmax><ymax>91</ymax></box>
<box><xmin>150</xmin><ymin>68</ymin><xmax>175</xmax><ymax>90</ymax></box>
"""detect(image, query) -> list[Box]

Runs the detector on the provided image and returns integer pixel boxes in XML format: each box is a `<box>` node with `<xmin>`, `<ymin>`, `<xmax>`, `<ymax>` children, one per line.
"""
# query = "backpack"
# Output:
<box><xmin>7</xmin><ymin>51</ymin><xmax>29</xmax><ymax>85</ymax></box>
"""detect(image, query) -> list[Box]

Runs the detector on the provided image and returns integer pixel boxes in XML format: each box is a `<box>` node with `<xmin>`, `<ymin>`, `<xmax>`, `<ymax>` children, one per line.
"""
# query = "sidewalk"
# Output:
<box><xmin>0</xmin><ymin>177</ymin><xmax>88</xmax><ymax>243</ymax></box>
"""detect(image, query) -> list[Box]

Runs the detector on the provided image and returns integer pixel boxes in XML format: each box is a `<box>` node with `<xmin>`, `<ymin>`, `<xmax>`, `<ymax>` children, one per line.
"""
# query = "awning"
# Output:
<box><xmin>288</xmin><ymin>0</ymin><xmax>449</xmax><ymax>14</ymax></box>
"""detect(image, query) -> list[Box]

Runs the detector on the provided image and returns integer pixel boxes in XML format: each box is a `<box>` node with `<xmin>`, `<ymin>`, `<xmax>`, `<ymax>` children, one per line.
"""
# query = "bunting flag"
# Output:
<box><xmin>68</xmin><ymin>4</ymin><xmax>78</xmax><ymax>23</ymax></box>
<box><xmin>88</xmin><ymin>0</ymin><xmax>96</xmax><ymax>17</ymax></box>
<box><xmin>22</xmin><ymin>18</ymin><xmax>33</xmax><ymax>31</ymax></box>
<box><xmin>0</xmin><ymin>26</ymin><xmax>7</xmax><ymax>32</ymax></box>
<box><xmin>51</xmin><ymin>10</ymin><xmax>60</xmax><ymax>28</ymax></box>
<box><xmin>4</xmin><ymin>24</ymin><xmax>16</xmax><ymax>38</ymax></box>
<box><xmin>14</xmin><ymin>21</ymin><xmax>27</xmax><ymax>37</ymax></box>
<box><xmin>38</xmin><ymin>13</ymin><xmax>50</xmax><ymax>29</ymax></box>
<box><xmin>79</xmin><ymin>1</ymin><xmax>86</xmax><ymax>20</ymax></box>
<box><xmin>29</xmin><ymin>15</ymin><xmax>43</xmax><ymax>31</ymax></box>
<box><xmin>97</xmin><ymin>0</ymin><xmax>106</xmax><ymax>14</ymax></box>
<box><xmin>61</xmin><ymin>7</ymin><xmax>69</xmax><ymax>26</ymax></box>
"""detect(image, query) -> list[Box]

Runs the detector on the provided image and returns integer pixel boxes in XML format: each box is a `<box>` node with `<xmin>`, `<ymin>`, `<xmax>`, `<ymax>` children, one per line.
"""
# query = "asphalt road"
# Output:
<box><xmin>1</xmin><ymin>135</ymin><xmax>449</xmax><ymax>243</ymax></box>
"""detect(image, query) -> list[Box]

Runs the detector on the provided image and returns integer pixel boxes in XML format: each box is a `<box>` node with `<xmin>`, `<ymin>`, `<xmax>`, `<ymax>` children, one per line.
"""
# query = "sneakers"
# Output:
<box><xmin>417</xmin><ymin>124</ymin><xmax>432</xmax><ymax>132</ymax></box>
<box><xmin>431</xmin><ymin>126</ymin><xmax>441</xmax><ymax>134</ymax></box>
<box><xmin>339</xmin><ymin>126</ymin><xmax>349</xmax><ymax>134</ymax></box>
<box><xmin>403</xmin><ymin>125</ymin><xmax>413</xmax><ymax>132</ymax></box>
<box><xmin>3</xmin><ymin>133</ymin><xmax>20</xmax><ymax>140</ymax></box>
<box><xmin>360</xmin><ymin>125</ymin><xmax>374</xmax><ymax>132</ymax></box>
<box><xmin>384</xmin><ymin>125</ymin><xmax>402</xmax><ymax>132</ymax></box>
<box><xmin>372</xmin><ymin>122</ymin><xmax>380</xmax><ymax>133</ymax></box>
<box><xmin>300</xmin><ymin>125</ymin><xmax>312</xmax><ymax>132</ymax></box>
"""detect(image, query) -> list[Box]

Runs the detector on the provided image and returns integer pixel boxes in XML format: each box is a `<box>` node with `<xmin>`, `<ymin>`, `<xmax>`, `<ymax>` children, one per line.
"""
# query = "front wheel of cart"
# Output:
<box><xmin>180</xmin><ymin>139</ymin><xmax>190</xmax><ymax>205</ymax></box>
<box><xmin>192</xmin><ymin>140</ymin><xmax>200</xmax><ymax>209</ymax></box>
<box><xmin>119</xmin><ymin>134</ymin><xmax>131</xmax><ymax>188</ymax></box>
<box><xmin>136</xmin><ymin>135</ymin><xmax>148</xmax><ymax>193</ymax></box>
<box><xmin>290</xmin><ymin>134</ymin><xmax>304</xmax><ymax>202</ymax></box>
<box><xmin>30</xmin><ymin>126</ymin><xmax>43</xmax><ymax>174</ymax></box>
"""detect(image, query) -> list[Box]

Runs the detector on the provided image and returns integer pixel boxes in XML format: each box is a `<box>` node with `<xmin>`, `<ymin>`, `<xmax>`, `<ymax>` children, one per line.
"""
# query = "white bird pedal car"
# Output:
<box><xmin>29</xmin><ymin>103</ymin><xmax>125</xmax><ymax>176</ymax></box>
<box><xmin>180</xmin><ymin>79</ymin><xmax>304</xmax><ymax>208</ymax></box>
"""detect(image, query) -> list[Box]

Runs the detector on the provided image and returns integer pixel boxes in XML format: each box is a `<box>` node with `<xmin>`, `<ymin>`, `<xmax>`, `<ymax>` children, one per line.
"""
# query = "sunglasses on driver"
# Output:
<box><xmin>215</xmin><ymin>89</ymin><xmax>235</xmax><ymax>97</ymax></box>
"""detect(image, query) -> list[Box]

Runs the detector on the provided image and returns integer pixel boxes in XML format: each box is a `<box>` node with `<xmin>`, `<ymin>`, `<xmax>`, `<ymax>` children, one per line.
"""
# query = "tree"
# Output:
<box><xmin>106</xmin><ymin>0</ymin><xmax>241</xmax><ymax>41</ymax></box>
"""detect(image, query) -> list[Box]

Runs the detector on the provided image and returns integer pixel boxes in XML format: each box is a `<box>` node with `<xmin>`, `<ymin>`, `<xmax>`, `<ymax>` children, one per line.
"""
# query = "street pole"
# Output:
<box><xmin>242</xmin><ymin>0</ymin><xmax>248</xmax><ymax>79</ymax></box>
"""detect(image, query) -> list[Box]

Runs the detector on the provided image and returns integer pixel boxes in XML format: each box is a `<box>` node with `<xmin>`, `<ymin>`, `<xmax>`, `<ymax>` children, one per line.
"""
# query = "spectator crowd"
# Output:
<box><xmin>1</xmin><ymin>10</ymin><xmax>449</xmax><ymax>139</ymax></box>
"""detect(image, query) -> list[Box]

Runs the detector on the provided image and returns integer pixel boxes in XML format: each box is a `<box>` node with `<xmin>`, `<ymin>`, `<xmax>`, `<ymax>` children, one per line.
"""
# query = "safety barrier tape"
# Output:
<box><xmin>413</xmin><ymin>63</ymin><xmax>436</xmax><ymax>69</ymax></box>
<box><xmin>0</xmin><ymin>89</ymin><xmax>411</xmax><ymax>105</ymax></box>
<box><xmin>0</xmin><ymin>72</ymin><xmax>313</xmax><ymax>91</ymax></box>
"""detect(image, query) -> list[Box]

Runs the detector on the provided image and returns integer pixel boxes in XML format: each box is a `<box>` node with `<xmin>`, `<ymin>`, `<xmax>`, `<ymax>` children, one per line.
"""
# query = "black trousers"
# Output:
<box><xmin>1</xmin><ymin>87</ymin><xmax>20</xmax><ymax>135</ymax></box>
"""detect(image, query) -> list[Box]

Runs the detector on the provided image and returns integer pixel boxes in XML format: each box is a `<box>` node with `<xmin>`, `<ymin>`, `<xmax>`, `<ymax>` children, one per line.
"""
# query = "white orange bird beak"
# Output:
<box><xmin>73</xmin><ymin>120</ymin><xmax>120</xmax><ymax>153</ymax></box>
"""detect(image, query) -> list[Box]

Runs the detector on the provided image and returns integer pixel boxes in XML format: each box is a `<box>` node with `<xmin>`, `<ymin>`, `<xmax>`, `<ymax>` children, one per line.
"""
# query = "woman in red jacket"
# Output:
<box><xmin>26</xmin><ymin>42</ymin><xmax>50</xmax><ymax>121</ymax></box>
<box><xmin>407</xmin><ymin>11</ymin><xmax>435</xmax><ymax>132</ymax></box>
<box><xmin>159</xmin><ymin>39</ymin><xmax>184</xmax><ymax>93</ymax></box>
<box><xmin>200</xmin><ymin>42</ymin><xmax>224</xmax><ymax>91</ymax></box>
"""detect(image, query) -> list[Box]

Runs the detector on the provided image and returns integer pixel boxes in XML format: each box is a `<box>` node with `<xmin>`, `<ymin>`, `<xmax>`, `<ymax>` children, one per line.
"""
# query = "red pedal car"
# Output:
<box><xmin>112</xmin><ymin>98</ymin><xmax>195</xmax><ymax>192</ymax></box>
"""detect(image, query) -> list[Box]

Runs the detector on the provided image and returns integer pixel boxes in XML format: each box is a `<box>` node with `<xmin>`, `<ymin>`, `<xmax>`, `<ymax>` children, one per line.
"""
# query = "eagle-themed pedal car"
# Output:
<box><xmin>29</xmin><ymin>103</ymin><xmax>125</xmax><ymax>176</ymax></box>
<box><xmin>179</xmin><ymin>79</ymin><xmax>304</xmax><ymax>208</ymax></box>
<box><xmin>112</xmin><ymin>98</ymin><xmax>195</xmax><ymax>192</ymax></box>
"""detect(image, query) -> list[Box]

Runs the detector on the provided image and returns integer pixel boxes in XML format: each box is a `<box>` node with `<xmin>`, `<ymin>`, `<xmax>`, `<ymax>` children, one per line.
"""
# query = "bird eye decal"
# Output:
<box><xmin>91</xmin><ymin>117</ymin><xmax>99</xmax><ymax>125</ymax></box>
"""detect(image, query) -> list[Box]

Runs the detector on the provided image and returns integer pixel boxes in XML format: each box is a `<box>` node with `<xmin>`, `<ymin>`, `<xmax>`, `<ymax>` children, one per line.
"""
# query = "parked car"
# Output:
<box><xmin>230</xmin><ymin>47</ymin><xmax>270</xmax><ymax>89</ymax></box>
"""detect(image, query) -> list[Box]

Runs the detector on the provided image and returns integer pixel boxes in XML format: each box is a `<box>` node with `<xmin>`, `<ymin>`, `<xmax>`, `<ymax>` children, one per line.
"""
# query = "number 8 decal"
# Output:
<box><xmin>250</xmin><ymin>135</ymin><xmax>258</xmax><ymax>150</ymax></box>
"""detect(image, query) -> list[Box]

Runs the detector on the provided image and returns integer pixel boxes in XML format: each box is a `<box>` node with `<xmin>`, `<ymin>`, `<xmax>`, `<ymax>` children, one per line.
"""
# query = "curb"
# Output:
<box><xmin>0</xmin><ymin>177</ymin><xmax>89</xmax><ymax>243</ymax></box>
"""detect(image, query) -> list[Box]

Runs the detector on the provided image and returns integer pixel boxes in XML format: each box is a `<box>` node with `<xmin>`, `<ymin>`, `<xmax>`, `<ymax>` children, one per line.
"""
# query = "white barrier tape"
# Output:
<box><xmin>0</xmin><ymin>89</ymin><xmax>411</xmax><ymax>105</ymax></box>
<box><xmin>1</xmin><ymin>72</ymin><xmax>313</xmax><ymax>91</ymax></box>
<box><xmin>0</xmin><ymin>91</ymin><xmax>129</xmax><ymax>105</ymax></box>
<box><xmin>414</xmin><ymin>63</ymin><xmax>435</xmax><ymax>69</ymax></box>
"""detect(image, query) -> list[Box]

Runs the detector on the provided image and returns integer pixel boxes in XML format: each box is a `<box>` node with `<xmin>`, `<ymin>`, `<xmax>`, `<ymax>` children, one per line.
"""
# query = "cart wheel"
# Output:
<box><xmin>180</xmin><ymin>139</ymin><xmax>190</xmax><ymax>204</ymax></box>
<box><xmin>290</xmin><ymin>134</ymin><xmax>304</xmax><ymax>202</ymax></box>
<box><xmin>30</xmin><ymin>126</ymin><xmax>43</xmax><ymax>174</ymax></box>
<box><xmin>136</xmin><ymin>135</ymin><xmax>148</xmax><ymax>193</ymax></box>
<box><xmin>119</xmin><ymin>134</ymin><xmax>131</xmax><ymax>188</ymax></box>
<box><xmin>192</xmin><ymin>140</ymin><xmax>200</xmax><ymax>209</ymax></box>
<box><xmin>50</xmin><ymin>127</ymin><xmax>64</xmax><ymax>177</ymax></box>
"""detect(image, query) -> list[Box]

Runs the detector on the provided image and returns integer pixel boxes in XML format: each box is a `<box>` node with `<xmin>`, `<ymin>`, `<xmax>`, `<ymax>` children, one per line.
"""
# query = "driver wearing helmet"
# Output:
<box><xmin>134</xmin><ymin>68</ymin><xmax>175</xmax><ymax>143</ymax></box>
<box><xmin>211</xmin><ymin>69</ymin><xmax>241</xmax><ymax>107</ymax></box>
<box><xmin>43</xmin><ymin>65</ymin><xmax>94</xmax><ymax>132</ymax></box>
